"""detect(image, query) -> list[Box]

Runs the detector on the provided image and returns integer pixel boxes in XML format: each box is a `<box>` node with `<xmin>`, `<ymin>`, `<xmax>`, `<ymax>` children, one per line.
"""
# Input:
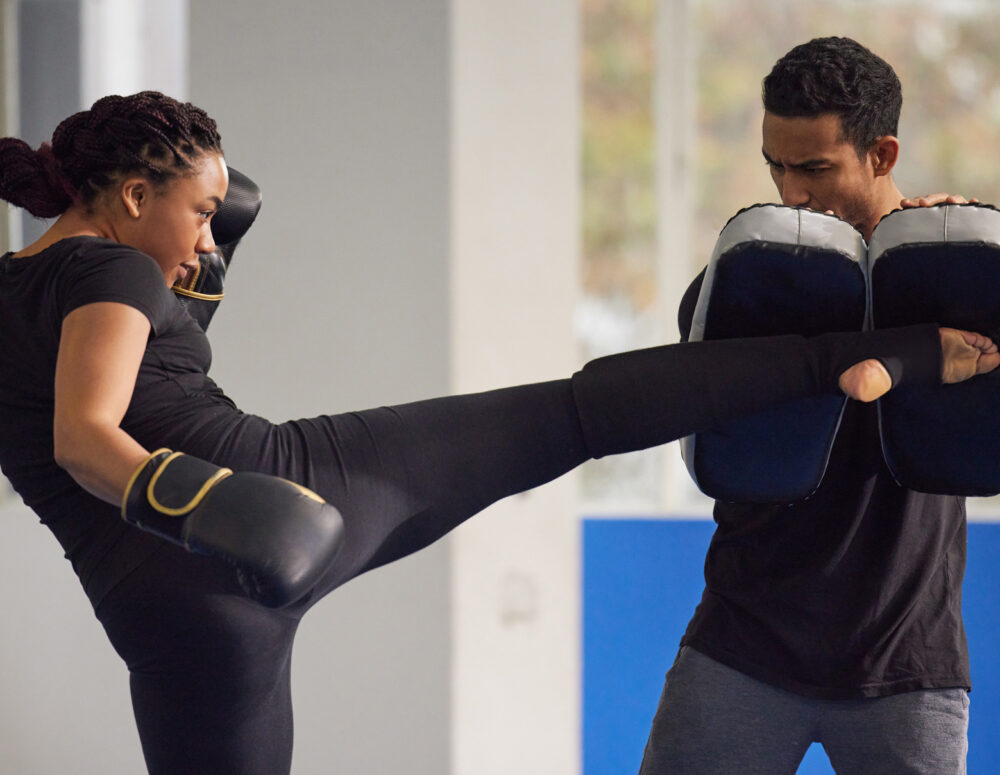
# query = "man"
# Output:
<box><xmin>639</xmin><ymin>37</ymin><xmax>974</xmax><ymax>774</ymax></box>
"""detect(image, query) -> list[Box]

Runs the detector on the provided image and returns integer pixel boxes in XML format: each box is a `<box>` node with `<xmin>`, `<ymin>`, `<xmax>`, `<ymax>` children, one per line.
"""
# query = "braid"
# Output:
<box><xmin>0</xmin><ymin>139</ymin><xmax>73</xmax><ymax>218</ymax></box>
<box><xmin>0</xmin><ymin>91</ymin><xmax>222</xmax><ymax>217</ymax></box>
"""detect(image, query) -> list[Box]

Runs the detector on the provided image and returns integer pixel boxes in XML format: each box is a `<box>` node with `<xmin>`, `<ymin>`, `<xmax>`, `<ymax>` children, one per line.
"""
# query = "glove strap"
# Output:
<box><xmin>172</xmin><ymin>268</ymin><xmax>225</xmax><ymax>301</ymax></box>
<box><xmin>147</xmin><ymin>452</ymin><xmax>233</xmax><ymax>515</ymax></box>
<box><xmin>121</xmin><ymin>448</ymin><xmax>172</xmax><ymax>519</ymax></box>
<box><xmin>121</xmin><ymin>449</ymin><xmax>233</xmax><ymax>546</ymax></box>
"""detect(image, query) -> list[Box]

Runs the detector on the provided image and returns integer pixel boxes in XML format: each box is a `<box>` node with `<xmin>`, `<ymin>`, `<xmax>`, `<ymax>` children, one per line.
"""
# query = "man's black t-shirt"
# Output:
<box><xmin>677</xmin><ymin>270</ymin><xmax>969</xmax><ymax>699</ymax></box>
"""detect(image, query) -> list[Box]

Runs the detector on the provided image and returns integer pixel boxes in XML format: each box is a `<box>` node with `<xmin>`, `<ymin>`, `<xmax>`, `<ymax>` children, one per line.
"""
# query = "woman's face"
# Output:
<box><xmin>122</xmin><ymin>153</ymin><xmax>229</xmax><ymax>286</ymax></box>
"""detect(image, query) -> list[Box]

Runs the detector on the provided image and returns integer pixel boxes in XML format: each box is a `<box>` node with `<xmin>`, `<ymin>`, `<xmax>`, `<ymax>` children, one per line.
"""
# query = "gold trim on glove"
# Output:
<box><xmin>172</xmin><ymin>286</ymin><xmax>225</xmax><ymax>301</ymax></box>
<box><xmin>121</xmin><ymin>448</ymin><xmax>172</xmax><ymax>517</ymax></box>
<box><xmin>147</xmin><ymin>452</ymin><xmax>234</xmax><ymax>516</ymax></box>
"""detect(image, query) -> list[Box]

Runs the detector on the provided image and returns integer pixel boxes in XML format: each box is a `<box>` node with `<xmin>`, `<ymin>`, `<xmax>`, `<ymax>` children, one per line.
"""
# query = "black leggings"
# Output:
<box><xmin>95</xmin><ymin>327</ymin><xmax>939</xmax><ymax>774</ymax></box>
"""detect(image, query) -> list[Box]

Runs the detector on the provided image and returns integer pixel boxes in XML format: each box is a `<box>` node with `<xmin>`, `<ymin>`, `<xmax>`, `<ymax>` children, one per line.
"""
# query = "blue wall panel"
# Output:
<box><xmin>583</xmin><ymin>519</ymin><xmax>1000</xmax><ymax>774</ymax></box>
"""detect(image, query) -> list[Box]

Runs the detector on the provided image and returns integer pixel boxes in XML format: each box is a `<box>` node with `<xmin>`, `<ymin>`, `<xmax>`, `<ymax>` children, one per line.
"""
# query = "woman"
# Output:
<box><xmin>0</xmin><ymin>92</ymin><xmax>993</xmax><ymax>774</ymax></box>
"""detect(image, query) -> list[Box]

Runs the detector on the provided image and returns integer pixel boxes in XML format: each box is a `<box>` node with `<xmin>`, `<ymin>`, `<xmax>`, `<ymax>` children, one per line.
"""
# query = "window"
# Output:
<box><xmin>580</xmin><ymin>0</ymin><xmax>662</xmax><ymax>508</ymax></box>
<box><xmin>580</xmin><ymin>0</ymin><xmax>1000</xmax><ymax>513</ymax></box>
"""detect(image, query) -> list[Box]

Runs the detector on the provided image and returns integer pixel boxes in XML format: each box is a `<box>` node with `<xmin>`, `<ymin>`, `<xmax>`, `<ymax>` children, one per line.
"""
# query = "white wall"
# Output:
<box><xmin>450</xmin><ymin>1</ymin><xmax>581</xmax><ymax>773</ymax></box>
<box><xmin>1</xmin><ymin>0</ymin><xmax>15</xmax><ymax>251</ymax></box>
<box><xmin>0</xmin><ymin>502</ymin><xmax>145</xmax><ymax>773</ymax></box>
<box><xmin>188</xmin><ymin>2</ymin><xmax>453</xmax><ymax>773</ymax></box>
<box><xmin>79</xmin><ymin>0</ymin><xmax>187</xmax><ymax>107</ymax></box>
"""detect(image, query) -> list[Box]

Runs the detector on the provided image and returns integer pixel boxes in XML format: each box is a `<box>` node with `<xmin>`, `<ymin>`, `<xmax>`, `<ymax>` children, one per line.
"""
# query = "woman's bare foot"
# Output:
<box><xmin>940</xmin><ymin>327</ymin><xmax>1000</xmax><ymax>383</ymax></box>
<box><xmin>838</xmin><ymin>359</ymin><xmax>893</xmax><ymax>402</ymax></box>
<box><xmin>839</xmin><ymin>328</ymin><xmax>1000</xmax><ymax>401</ymax></box>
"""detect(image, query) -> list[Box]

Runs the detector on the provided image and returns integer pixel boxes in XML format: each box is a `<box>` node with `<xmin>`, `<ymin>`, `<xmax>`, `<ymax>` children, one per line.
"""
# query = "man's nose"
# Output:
<box><xmin>778</xmin><ymin>173</ymin><xmax>810</xmax><ymax>207</ymax></box>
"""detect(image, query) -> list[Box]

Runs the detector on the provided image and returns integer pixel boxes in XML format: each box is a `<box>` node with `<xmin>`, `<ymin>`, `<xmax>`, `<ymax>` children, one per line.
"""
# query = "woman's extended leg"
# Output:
<box><xmin>243</xmin><ymin>326</ymin><xmax>942</xmax><ymax>594</ymax></box>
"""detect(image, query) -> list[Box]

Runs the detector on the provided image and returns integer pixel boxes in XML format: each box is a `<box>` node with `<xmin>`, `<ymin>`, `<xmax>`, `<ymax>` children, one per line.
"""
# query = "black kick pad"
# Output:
<box><xmin>871</xmin><ymin>203</ymin><xmax>1000</xmax><ymax>495</ymax></box>
<box><xmin>681</xmin><ymin>204</ymin><xmax>867</xmax><ymax>503</ymax></box>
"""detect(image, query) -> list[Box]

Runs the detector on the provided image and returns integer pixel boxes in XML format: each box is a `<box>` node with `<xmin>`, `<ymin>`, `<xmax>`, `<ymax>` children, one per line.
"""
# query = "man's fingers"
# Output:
<box><xmin>900</xmin><ymin>193</ymin><xmax>974</xmax><ymax>208</ymax></box>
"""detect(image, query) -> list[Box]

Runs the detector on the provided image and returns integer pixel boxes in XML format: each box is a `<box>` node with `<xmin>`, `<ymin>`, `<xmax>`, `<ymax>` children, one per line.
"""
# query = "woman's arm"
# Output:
<box><xmin>55</xmin><ymin>301</ymin><xmax>345</xmax><ymax>607</ymax></box>
<box><xmin>53</xmin><ymin>301</ymin><xmax>152</xmax><ymax>505</ymax></box>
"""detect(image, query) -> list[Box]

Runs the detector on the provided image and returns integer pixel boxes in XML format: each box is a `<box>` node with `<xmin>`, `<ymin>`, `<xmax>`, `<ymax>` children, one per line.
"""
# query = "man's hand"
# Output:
<box><xmin>940</xmin><ymin>327</ymin><xmax>1000</xmax><ymax>384</ymax></box>
<box><xmin>900</xmin><ymin>193</ymin><xmax>979</xmax><ymax>208</ymax></box>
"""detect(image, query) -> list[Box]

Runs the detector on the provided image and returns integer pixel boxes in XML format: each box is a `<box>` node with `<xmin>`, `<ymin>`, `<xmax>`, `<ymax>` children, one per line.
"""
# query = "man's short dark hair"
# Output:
<box><xmin>762</xmin><ymin>37</ymin><xmax>902</xmax><ymax>157</ymax></box>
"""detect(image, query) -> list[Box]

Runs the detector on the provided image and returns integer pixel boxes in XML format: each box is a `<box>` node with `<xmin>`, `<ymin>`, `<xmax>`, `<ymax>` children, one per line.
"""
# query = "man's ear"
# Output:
<box><xmin>121</xmin><ymin>178</ymin><xmax>147</xmax><ymax>218</ymax></box>
<box><xmin>870</xmin><ymin>135</ymin><xmax>900</xmax><ymax>178</ymax></box>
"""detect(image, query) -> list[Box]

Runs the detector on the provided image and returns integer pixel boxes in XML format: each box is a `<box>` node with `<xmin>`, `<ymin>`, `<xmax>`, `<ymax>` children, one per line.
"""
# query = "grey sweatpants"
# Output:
<box><xmin>639</xmin><ymin>646</ymin><xmax>969</xmax><ymax>775</ymax></box>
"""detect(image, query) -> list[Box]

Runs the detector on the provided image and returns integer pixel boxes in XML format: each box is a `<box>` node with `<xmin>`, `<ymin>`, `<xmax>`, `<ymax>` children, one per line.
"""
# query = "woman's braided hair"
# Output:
<box><xmin>0</xmin><ymin>91</ymin><xmax>222</xmax><ymax>218</ymax></box>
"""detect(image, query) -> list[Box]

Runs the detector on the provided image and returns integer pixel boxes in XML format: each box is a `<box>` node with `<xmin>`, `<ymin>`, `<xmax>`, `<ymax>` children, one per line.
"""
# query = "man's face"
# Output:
<box><xmin>761</xmin><ymin>112</ymin><xmax>879</xmax><ymax>233</ymax></box>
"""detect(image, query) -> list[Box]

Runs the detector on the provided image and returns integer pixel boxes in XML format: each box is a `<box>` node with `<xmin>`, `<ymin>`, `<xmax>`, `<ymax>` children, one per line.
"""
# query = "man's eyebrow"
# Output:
<box><xmin>208</xmin><ymin>196</ymin><xmax>224</xmax><ymax>208</ymax></box>
<box><xmin>761</xmin><ymin>149</ymin><xmax>829</xmax><ymax>170</ymax></box>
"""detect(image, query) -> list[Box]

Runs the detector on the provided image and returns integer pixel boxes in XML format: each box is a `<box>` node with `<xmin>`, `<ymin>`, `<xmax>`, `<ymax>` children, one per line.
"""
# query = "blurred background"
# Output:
<box><xmin>2</xmin><ymin>1</ymin><xmax>999</xmax><ymax>773</ymax></box>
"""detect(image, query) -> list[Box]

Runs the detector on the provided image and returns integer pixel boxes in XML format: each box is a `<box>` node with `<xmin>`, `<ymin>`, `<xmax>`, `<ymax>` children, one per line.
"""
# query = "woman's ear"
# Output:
<box><xmin>870</xmin><ymin>135</ymin><xmax>900</xmax><ymax>178</ymax></box>
<box><xmin>120</xmin><ymin>178</ymin><xmax>147</xmax><ymax>218</ymax></box>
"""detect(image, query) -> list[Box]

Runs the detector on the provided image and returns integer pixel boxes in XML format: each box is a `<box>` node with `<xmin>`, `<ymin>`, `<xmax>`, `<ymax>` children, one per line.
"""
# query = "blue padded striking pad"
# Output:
<box><xmin>870</xmin><ymin>204</ymin><xmax>1000</xmax><ymax>496</ymax></box>
<box><xmin>682</xmin><ymin>204</ymin><xmax>867</xmax><ymax>503</ymax></box>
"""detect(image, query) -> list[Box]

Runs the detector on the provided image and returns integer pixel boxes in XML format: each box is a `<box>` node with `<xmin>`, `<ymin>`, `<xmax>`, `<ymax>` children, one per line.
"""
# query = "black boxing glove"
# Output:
<box><xmin>122</xmin><ymin>449</ymin><xmax>344</xmax><ymax>607</ymax></box>
<box><xmin>173</xmin><ymin>166</ymin><xmax>262</xmax><ymax>330</ymax></box>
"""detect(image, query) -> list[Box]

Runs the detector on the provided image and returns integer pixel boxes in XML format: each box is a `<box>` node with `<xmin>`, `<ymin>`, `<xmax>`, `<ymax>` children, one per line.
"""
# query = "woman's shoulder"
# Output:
<box><xmin>41</xmin><ymin>237</ymin><xmax>165</xmax><ymax>288</ymax></box>
<box><xmin>53</xmin><ymin>235</ymin><xmax>158</xmax><ymax>266</ymax></box>
<box><xmin>7</xmin><ymin>235</ymin><xmax>160</xmax><ymax>278</ymax></box>
<box><xmin>41</xmin><ymin>238</ymin><xmax>177</xmax><ymax>330</ymax></box>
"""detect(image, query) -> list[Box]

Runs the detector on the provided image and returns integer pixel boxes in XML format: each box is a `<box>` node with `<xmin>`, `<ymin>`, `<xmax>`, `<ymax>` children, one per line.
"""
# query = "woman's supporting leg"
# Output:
<box><xmin>97</xmin><ymin>546</ymin><xmax>301</xmax><ymax>775</ymax></box>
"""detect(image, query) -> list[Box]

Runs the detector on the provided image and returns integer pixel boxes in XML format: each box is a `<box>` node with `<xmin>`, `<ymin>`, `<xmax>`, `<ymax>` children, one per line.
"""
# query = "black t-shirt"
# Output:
<box><xmin>677</xmin><ymin>270</ymin><xmax>969</xmax><ymax>699</ymax></box>
<box><xmin>0</xmin><ymin>237</ymin><xmax>236</xmax><ymax>605</ymax></box>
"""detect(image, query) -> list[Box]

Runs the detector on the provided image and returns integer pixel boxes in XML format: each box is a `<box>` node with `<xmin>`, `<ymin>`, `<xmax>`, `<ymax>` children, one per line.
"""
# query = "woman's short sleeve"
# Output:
<box><xmin>60</xmin><ymin>243</ymin><xmax>177</xmax><ymax>335</ymax></box>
